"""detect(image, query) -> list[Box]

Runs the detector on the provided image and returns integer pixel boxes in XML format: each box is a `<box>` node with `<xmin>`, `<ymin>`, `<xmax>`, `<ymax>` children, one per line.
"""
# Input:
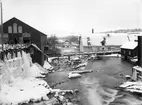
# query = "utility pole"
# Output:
<box><xmin>0</xmin><ymin>1</ymin><xmax>4</xmax><ymax>52</ymax></box>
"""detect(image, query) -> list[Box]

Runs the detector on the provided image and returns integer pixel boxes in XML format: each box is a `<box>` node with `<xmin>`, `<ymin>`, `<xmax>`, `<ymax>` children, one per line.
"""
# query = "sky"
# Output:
<box><xmin>1</xmin><ymin>0</ymin><xmax>141</xmax><ymax>37</ymax></box>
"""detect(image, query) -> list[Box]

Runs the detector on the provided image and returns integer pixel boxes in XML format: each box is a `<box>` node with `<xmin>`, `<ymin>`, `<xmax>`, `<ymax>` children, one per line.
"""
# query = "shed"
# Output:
<box><xmin>120</xmin><ymin>41</ymin><xmax>138</xmax><ymax>59</ymax></box>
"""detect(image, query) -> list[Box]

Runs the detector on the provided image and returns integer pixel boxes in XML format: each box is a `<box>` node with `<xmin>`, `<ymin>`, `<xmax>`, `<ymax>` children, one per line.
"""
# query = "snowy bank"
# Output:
<box><xmin>43</xmin><ymin>60</ymin><xmax>54</xmax><ymax>71</ymax></box>
<box><xmin>119</xmin><ymin>81</ymin><xmax>142</xmax><ymax>93</ymax></box>
<box><xmin>0</xmin><ymin>51</ymin><xmax>51</xmax><ymax>105</ymax></box>
<box><xmin>0</xmin><ymin>78</ymin><xmax>50</xmax><ymax>104</ymax></box>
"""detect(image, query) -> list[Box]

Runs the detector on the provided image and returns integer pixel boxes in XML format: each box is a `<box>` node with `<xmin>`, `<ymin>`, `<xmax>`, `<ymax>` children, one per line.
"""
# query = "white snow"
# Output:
<box><xmin>0</xmin><ymin>51</ymin><xmax>52</xmax><ymax>105</ymax></box>
<box><xmin>133</xmin><ymin>66</ymin><xmax>142</xmax><ymax>72</ymax></box>
<box><xmin>131</xmin><ymin>58</ymin><xmax>138</xmax><ymax>63</ymax></box>
<box><xmin>120</xmin><ymin>41</ymin><xmax>137</xmax><ymax>50</ymax></box>
<box><xmin>0</xmin><ymin>78</ymin><xmax>50</xmax><ymax>104</ymax></box>
<box><xmin>75</xmin><ymin>62</ymin><xmax>87</xmax><ymax>68</ymax></box>
<box><xmin>103</xmin><ymin>54</ymin><xmax>121</xmax><ymax>57</ymax></box>
<box><xmin>119</xmin><ymin>81</ymin><xmax>142</xmax><ymax>93</ymax></box>
<box><xmin>43</xmin><ymin>60</ymin><xmax>53</xmax><ymax>70</ymax></box>
<box><xmin>68</xmin><ymin>72</ymin><xmax>81</xmax><ymax>79</ymax></box>
<box><xmin>72</xmin><ymin>57</ymin><xmax>80</xmax><ymax>61</ymax></box>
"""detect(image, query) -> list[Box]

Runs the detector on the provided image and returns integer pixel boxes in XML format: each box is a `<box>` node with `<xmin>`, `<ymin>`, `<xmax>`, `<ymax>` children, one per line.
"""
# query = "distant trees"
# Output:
<box><xmin>102</xmin><ymin>28</ymin><xmax>142</xmax><ymax>33</ymax></box>
<box><xmin>46</xmin><ymin>35</ymin><xmax>59</xmax><ymax>47</ymax></box>
<box><xmin>66</xmin><ymin>35</ymin><xmax>79</xmax><ymax>44</ymax></box>
<box><xmin>45</xmin><ymin>35</ymin><xmax>61</xmax><ymax>56</ymax></box>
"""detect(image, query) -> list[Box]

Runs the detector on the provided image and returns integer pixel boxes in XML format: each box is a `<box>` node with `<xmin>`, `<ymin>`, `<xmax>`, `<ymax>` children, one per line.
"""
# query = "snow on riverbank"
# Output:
<box><xmin>0</xmin><ymin>51</ymin><xmax>51</xmax><ymax>105</ymax></box>
<box><xmin>0</xmin><ymin>78</ymin><xmax>50</xmax><ymax>104</ymax></box>
<box><xmin>43</xmin><ymin>60</ymin><xmax>54</xmax><ymax>70</ymax></box>
<box><xmin>104</xmin><ymin>54</ymin><xmax>121</xmax><ymax>57</ymax></box>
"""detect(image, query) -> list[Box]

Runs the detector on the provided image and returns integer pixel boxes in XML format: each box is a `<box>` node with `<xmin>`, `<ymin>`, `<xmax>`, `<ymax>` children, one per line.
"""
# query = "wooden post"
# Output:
<box><xmin>68</xmin><ymin>55</ymin><xmax>70</xmax><ymax>61</ymax></box>
<box><xmin>0</xmin><ymin>2</ymin><xmax>4</xmax><ymax>60</ymax></box>
<box><xmin>0</xmin><ymin>2</ymin><xmax>3</xmax><ymax>51</ymax></box>
<box><xmin>138</xmin><ymin>36</ymin><xmax>142</xmax><ymax>67</ymax></box>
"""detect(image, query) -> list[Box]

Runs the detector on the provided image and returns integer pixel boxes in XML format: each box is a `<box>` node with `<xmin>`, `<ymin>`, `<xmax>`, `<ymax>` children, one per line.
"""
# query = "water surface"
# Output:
<box><xmin>46</xmin><ymin>58</ymin><xmax>142</xmax><ymax>105</ymax></box>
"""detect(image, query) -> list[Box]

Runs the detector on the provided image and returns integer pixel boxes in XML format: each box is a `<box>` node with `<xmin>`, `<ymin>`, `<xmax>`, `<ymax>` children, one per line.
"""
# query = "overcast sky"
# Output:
<box><xmin>1</xmin><ymin>0</ymin><xmax>141</xmax><ymax>37</ymax></box>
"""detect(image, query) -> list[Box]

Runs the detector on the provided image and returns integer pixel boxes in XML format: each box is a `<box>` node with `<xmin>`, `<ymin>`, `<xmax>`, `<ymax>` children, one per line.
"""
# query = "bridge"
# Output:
<box><xmin>63</xmin><ymin>50</ymin><xmax>121</xmax><ymax>56</ymax></box>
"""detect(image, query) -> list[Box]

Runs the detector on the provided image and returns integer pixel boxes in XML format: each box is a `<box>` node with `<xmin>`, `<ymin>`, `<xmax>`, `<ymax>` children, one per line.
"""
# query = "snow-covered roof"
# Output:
<box><xmin>120</xmin><ymin>41</ymin><xmax>137</xmax><ymax>50</ymax></box>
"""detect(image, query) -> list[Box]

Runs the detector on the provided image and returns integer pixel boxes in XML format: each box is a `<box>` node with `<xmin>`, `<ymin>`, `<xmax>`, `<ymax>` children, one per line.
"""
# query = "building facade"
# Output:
<box><xmin>2</xmin><ymin>17</ymin><xmax>47</xmax><ymax>66</ymax></box>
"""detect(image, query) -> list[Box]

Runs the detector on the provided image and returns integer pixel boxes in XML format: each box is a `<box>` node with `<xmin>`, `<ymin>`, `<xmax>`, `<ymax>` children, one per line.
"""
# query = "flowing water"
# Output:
<box><xmin>46</xmin><ymin>58</ymin><xmax>142</xmax><ymax>105</ymax></box>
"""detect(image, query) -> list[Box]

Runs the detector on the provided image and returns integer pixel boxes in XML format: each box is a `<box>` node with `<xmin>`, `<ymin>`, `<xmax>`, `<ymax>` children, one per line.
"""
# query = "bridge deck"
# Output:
<box><xmin>63</xmin><ymin>50</ymin><xmax>120</xmax><ymax>56</ymax></box>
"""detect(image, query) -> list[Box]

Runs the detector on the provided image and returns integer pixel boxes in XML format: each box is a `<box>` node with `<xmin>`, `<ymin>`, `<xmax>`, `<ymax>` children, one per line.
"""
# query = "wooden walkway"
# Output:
<box><xmin>63</xmin><ymin>50</ymin><xmax>121</xmax><ymax>56</ymax></box>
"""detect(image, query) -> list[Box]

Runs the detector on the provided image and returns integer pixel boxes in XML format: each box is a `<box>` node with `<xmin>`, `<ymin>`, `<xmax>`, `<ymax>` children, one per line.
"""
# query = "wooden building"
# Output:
<box><xmin>2</xmin><ymin>17</ymin><xmax>47</xmax><ymax>66</ymax></box>
<box><xmin>120</xmin><ymin>41</ymin><xmax>138</xmax><ymax>60</ymax></box>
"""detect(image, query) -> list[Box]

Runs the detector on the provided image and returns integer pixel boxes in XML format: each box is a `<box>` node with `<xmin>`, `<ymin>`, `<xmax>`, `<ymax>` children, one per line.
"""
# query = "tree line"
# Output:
<box><xmin>102</xmin><ymin>28</ymin><xmax>142</xmax><ymax>33</ymax></box>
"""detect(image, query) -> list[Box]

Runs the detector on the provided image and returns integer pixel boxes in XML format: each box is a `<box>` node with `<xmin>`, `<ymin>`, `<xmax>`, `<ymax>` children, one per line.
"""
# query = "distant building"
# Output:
<box><xmin>1</xmin><ymin>17</ymin><xmax>47</xmax><ymax>66</ymax></box>
<box><xmin>120</xmin><ymin>41</ymin><xmax>138</xmax><ymax>60</ymax></box>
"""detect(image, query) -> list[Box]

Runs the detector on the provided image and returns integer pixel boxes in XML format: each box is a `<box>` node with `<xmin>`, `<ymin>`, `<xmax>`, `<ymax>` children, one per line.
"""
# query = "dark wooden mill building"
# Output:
<box><xmin>1</xmin><ymin>17</ymin><xmax>47</xmax><ymax>66</ymax></box>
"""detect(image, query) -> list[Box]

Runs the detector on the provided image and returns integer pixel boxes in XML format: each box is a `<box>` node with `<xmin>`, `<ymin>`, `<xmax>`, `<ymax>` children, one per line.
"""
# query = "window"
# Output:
<box><xmin>123</xmin><ymin>50</ymin><xmax>125</xmax><ymax>54</ymax></box>
<box><xmin>29</xmin><ymin>47</ymin><xmax>34</xmax><ymax>55</ymax></box>
<box><xmin>8</xmin><ymin>26</ymin><xmax>12</xmax><ymax>33</ymax></box>
<box><xmin>129</xmin><ymin>51</ymin><xmax>131</xmax><ymax>55</ymax></box>
<box><xmin>18</xmin><ymin>26</ymin><xmax>22</xmax><ymax>33</ymax></box>
<box><xmin>13</xmin><ymin>23</ymin><xmax>17</xmax><ymax>33</ymax></box>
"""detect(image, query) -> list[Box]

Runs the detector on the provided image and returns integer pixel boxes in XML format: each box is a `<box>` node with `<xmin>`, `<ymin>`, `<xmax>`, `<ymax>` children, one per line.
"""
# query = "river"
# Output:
<box><xmin>45</xmin><ymin>58</ymin><xmax>142</xmax><ymax>105</ymax></box>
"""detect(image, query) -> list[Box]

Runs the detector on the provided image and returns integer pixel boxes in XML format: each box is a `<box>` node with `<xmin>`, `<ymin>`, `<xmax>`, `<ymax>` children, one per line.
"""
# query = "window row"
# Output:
<box><xmin>123</xmin><ymin>50</ymin><xmax>131</xmax><ymax>55</ymax></box>
<box><xmin>8</xmin><ymin>23</ymin><xmax>22</xmax><ymax>33</ymax></box>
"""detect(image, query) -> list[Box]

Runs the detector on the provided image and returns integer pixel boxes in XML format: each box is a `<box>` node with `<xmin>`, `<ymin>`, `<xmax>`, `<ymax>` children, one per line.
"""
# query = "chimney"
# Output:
<box><xmin>138</xmin><ymin>36</ymin><xmax>142</xmax><ymax>67</ymax></box>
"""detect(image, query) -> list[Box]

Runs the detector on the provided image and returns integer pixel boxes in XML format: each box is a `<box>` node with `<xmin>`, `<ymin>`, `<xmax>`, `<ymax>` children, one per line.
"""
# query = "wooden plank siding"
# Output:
<box><xmin>2</xmin><ymin>17</ymin><xmax>47</xmax><ymax>66</ymax></box>
<box><xmin>121</xmin><ymin>47</ymin><xmax>137</xmax><ymax>59</ymax></box>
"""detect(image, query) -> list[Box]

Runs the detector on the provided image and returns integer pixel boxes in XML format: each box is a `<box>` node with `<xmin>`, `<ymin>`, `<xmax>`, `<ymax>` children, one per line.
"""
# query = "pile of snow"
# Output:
<box><xmin>0</xmin><ymin>51</ymin><xmax>51</xmax><ymax>105</ymax></box>
<box><xmin>68</xmin><ymin>72</ymin><xmax>81</xmax><ymax>79</ymax></box>
<box><xmin>27</xmin><ymin>64</ymin><xmax>45</xmax><ymax>78</ymax></box>
<box><xmin>91</xmin><ymin>54</ymin><xmax>97</xmax><ymax>58</ymax></box>
<box><xmin>130</xmin><ymin>58</ymin><xmax>138</xmax><ymax>63</ymax></box>
<box><xmin>76</xmin><ymin>62</ymin><xmax>87</xmax><ymax>68</ymax></box>
<box><xmin>119</xmin><ymin>81</ymin><xmax>142</xmax><ymax>93</ymax></box>
<box><xmin>43</xmin><ymin>60</ymin><xmax>53</xmax><ymax>70</ymax></box>
<box><xmin>72</xmin><ymin>57</ymin><xmax>80</xmax><ymax>61</ymax></box>
<box><xmin>103</xmin><ymin>54</ymin><xmax>121</xmax><ymax>57</ymax></box>
<box><xmin>48</xmin><ymin>57</ymin><xmax>58</xmax><ymax>63</ymax></box>
<box><xmin>0</xmin><ymin>78</ymin><xmax>50</xmax><ymax>105</ymax></box>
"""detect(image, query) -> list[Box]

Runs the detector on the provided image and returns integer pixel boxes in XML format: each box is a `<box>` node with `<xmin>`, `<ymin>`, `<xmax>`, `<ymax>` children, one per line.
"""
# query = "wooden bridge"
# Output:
<box><xmin>63</xmin><ymin>50</ymin><xmax>121</xmax><ymax>56</ymax></box>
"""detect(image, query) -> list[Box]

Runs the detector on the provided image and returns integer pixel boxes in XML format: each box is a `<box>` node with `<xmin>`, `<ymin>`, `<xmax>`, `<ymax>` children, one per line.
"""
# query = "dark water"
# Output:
<box><xmin>45</xmin><ymin>58</ymin><xmax>142</xmax><ymax>105</ymax></box>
